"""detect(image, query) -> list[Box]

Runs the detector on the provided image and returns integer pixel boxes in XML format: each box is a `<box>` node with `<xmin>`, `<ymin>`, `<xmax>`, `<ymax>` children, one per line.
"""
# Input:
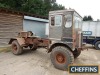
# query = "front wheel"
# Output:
<box><xmin>95</xmin><ymin>41</ymin><xmax>100</xmax><ymax>50</ymax></box>
<box><xmin>11</xmin><ymin>40</ymin><xmax>23</xmax><ymax>55</ymax></box>
<box><xmin>50</xmin><ymin>46</ymin><xmax>74</xmax><ymax>70</ymax></box>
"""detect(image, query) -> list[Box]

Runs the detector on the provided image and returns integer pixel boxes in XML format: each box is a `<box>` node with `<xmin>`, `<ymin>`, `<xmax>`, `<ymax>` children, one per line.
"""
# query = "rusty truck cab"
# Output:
<box><xmin>49</xmin><ymin>9</ymin><xmax>83</xmax><ymax>52</ymax></box>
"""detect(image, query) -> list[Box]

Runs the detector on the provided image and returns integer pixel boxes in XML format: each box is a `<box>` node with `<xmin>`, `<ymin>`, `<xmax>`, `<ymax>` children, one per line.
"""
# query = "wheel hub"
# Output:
<box><xmin>12</xmin><ymin>44</ymin><xmax>17</xmax><ymax>51</ymax></box>
<box><xmin>56</xmin><ymin>53</ymin><xmax>66</xmax><ymax>64</ymax></box>
<box><xmin>98</xmin><ymin>44</ymin><xmax>100</xmax><ymax>48</ymax></box>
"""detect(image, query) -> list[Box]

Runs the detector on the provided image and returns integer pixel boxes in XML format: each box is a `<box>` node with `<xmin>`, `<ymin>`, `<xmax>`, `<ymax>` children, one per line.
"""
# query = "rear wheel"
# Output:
<box><xmin>73</xmin><ymin>49</ymin><xmax>81</xmax><ymax>58</ymax></box>
<box><xmin>11</xmin><ymin>40</ymin><xmax>23</xmax><ymax>55</ymax></box>
<box><xmin>50</xmin><ymin>46</ymin><xmax>74</xmax><ymax>70</ymax></box>
<box><xmin>29</xmin><ymin>44</ymin><xmax>37</xmax><ymax>51</ymax></box>
<box><xmin>95</xmin><ymin>41</ymin><xmax>100</xmax><ymax>50</ymax></box>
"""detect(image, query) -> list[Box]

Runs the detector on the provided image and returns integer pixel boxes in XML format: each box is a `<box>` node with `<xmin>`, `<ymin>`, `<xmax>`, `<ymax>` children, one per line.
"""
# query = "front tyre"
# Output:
<box><xmin>11</xmin><ymin>40</ymin><xmax>23</xmax><ymax>55</ymax></box>
<box><xmin>95</xmin><ymin>41</ymin><xmax>100</xmax><ymax>50</ymax></box>
<box><xmin>50</xmin><ymin>46</ymin><xmax>74</xmax><ymax>70</ymax></box>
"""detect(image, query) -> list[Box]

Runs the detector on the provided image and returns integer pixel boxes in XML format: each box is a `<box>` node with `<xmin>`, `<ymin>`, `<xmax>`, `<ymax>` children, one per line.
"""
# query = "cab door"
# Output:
<box><xmin>49</xmin><ymin>15</ymin><xmax>62</xmax><ymax>39</ymax></box>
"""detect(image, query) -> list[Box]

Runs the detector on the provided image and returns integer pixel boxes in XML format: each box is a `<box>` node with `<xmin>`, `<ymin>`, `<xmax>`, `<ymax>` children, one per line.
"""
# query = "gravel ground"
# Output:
<box><xmin>0</xmin><ymin>45</ymin><xmax>100</xmax><ymax>75</ymax></box>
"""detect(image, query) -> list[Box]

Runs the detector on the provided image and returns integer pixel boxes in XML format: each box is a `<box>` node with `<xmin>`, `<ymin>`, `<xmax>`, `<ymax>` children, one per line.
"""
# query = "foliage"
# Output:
<box><xmin>0</xmin><ymin>0</ymin><xmax>65</xmax><ymax>16</ymax></box>
<box><xmin>83</xmin><ymin>15</ymin><xmax>93</xmax><ymax>21</ymax></box>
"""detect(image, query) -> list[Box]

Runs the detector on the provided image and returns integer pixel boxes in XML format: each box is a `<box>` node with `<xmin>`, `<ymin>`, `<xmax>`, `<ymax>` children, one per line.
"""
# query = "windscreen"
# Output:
<box><xmin>64</xmin><ymin>14</ymin><xmax>72</xmax><ymax>28</ymax></box>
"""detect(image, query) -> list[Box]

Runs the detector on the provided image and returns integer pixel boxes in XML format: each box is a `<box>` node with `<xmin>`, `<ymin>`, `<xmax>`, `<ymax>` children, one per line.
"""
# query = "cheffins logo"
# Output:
<box><xmin>69</xmin><ymin>65</ymin><xmax>99</xmax><ymax>74</ymax></box>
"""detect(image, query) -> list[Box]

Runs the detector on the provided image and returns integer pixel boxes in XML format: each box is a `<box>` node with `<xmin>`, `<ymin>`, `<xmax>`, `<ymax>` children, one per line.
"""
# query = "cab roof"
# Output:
<box><xmin>49</xmin><ymin>9</ymin><xmax>82</xmax><ymax>19</ymax></box>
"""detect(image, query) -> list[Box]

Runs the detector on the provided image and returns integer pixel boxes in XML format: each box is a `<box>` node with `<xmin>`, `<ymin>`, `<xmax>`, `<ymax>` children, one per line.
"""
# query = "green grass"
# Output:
<box><xmin>0</xmin><ymin>46</ymin><xmax>11</xmax><ymax>52</ymax></box>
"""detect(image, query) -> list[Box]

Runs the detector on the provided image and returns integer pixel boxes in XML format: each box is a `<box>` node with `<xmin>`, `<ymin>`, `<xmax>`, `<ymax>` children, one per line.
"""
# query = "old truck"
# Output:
<box><xmin>82</xmin><ymin>21</ymin><xmax>100</xmax><ymax>50</ymax></box>
<box><xmin>9</xmin><ymin>9</ymin><xmax>83</xmax><ymax>70</ymax></box>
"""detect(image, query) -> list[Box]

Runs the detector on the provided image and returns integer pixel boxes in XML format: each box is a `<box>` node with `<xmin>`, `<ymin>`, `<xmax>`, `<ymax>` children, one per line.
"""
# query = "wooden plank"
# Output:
<box><xmin>0</xmin><ymin>12</ymin><xmax>23</xmax><ymax>44</ymax></box>
<box><xmin>0</xmin><ymin>13</ymin><xmax>22</xmax><ymax>18</ymax></box>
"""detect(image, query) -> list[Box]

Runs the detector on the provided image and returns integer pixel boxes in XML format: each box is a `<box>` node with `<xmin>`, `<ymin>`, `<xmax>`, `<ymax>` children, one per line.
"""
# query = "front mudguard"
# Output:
<box><xmin>48</xmin><ymin>41</ymin><xmax>73</xmax><ymax>53</ymax></box>
<box><xmin>9</xmin><ymin>38</ymin><xmax>25</xmax><ymax>46</ymax></box>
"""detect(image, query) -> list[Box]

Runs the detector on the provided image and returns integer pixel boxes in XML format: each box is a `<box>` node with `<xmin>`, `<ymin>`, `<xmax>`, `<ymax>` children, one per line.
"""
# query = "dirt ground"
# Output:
<box><xmin>0</xmin><ymin>45</ymin><xmax>100</xmax><ymax>75</ymax></box>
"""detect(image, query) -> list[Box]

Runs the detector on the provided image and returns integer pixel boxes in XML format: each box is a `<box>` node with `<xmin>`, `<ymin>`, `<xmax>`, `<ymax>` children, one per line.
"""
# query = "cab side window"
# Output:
<box><xmin>50</xmin><ymin>15</ymin><xmax>62</xmax><ymax>26</ymax></box>
<box><xmin>51</xmin><ymin>17</ymin><xmax>55</xmax><ymax>26</ymax></box>
<box><xmin>55</xmin><ymin>15</ymin><xmax>62</xmax><ymax>26</ymax></box>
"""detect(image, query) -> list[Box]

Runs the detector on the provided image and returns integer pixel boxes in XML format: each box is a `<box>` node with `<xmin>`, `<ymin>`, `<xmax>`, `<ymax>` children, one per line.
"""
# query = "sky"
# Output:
<box><xmin>57</xmin><ymin>0</ymin><xmax>100</xmax><ymax>21</ymax></box>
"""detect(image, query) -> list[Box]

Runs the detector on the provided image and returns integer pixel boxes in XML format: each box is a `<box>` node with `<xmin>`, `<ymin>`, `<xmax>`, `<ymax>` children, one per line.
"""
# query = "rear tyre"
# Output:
<box><xmin>29</xmin><ymin>45</ymin><xmax>37</xmax><ymax>51</ymax></box>
<box><xmin>31</xmin><ymin>47</ymin><xmax>37</xmax><ymax>51</ymax></box>
<box><xmin>11</xmin><ymin>40</ymin><xmax>23</xmax><ymax>55</ymax></box>
<box><xmin>50</xmin><ymin>46</ymin><xmax>74</xmax><ymax>70</ymax></box>
<box><xmin>95</xmin><ymin>41</ymin><xmax>100</xmax><ymax>50</ymax></box>
<box><xmin>73</xmin><ymin>49</ymin><xmax>81</xmax><ymax>58</ymax></box>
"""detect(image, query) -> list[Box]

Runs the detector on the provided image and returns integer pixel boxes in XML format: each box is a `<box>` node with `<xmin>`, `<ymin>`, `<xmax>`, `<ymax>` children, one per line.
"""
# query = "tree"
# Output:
<box><xmin>83</xmin><ymin>15</ymin><xmax>93</xmax><ymax>21</ymax></box>
<box><xmin>0</xmin><ymin>0</ymin><xmax>65</xmax><ymax>16</ymax></box>
<box><xmin>87</xmin><ymin>15</ymin><xmax>93</xmax><ymax>21</ymax></box>
<box><xmin>83</xmin><ymin>16</ymin><xmax>88</xmax><ymax>21</ymax></box>
<box><xmin>51</xmin><ymin>3</ymin><xmax>65</xmax><ymax>10</ymax></box>
<box><xmin>0</xmin><ymin>0</ymin><xmax>25</xmax><ymax>10</ymax></box>
<box><xmin>97</xmin><ymin>19</ymin><xmax>100</xmax><ymax>21</ymax></box>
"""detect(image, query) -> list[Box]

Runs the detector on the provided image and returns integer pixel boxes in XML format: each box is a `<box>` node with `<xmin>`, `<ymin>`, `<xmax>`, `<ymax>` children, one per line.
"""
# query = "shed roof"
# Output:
<box><xmin>24</xmin><ymin>16</ymin><xmax>49</xmax><ymax>23</ymax></box>
<box><xmin>0</xmin><ymin>8</ymin><xmax>48</xmax><ymax>19</ymax></box>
